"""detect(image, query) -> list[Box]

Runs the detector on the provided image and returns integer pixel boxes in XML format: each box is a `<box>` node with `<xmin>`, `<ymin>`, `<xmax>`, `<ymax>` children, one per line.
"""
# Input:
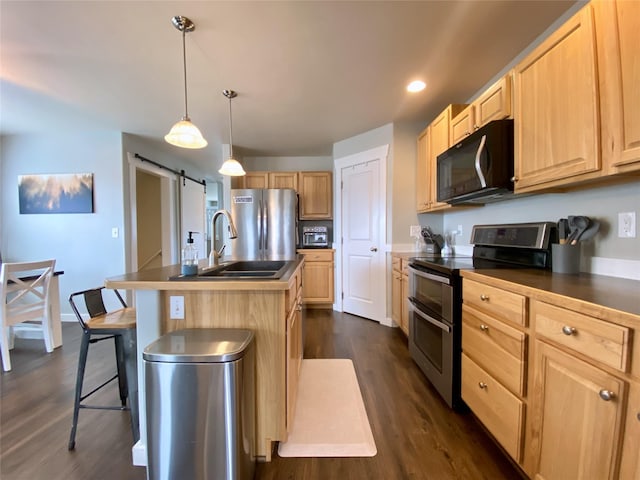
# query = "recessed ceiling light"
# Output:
<box><xmin>407</xmin><ymin>80</ymin><xmax>426</xmax><ymax>93</ymax></box>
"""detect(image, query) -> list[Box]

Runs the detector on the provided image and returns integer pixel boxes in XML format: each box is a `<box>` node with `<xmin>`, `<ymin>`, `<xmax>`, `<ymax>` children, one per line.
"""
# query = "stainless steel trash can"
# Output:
<box><xmin>144</xmin><ymin>328</ymin><xmax>255</xmax><ymax>480</ymax></box>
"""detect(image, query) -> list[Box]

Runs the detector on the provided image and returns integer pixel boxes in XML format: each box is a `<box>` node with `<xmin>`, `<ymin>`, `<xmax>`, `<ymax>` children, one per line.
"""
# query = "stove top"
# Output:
<box><xmin>410</xmin><ymin>222</ymin><xmax>556</xmax><ymax>276</ymax></box>
<box><xmin>410</xmin><ymin>255</ymin><xmax>475</xmax><ymax>276</ymax></box>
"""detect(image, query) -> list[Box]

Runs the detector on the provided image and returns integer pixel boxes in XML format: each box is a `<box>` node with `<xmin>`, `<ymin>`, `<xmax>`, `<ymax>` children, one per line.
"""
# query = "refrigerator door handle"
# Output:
<box><xmin>257</xmin><ymin>199</ymin><xmax>264</xmax><ymax>255</ymax></box>
<box><xmin>263</xmin><ymin>200</ymin><xmax>269</xmax><ymax>258</ymax></box>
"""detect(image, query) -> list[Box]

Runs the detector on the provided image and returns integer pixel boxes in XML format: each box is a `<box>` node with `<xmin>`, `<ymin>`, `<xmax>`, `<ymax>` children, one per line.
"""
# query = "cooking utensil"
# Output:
<box><xmin>575</xmin><ymin>220</ymin><xmax>600</xmax><ymax>243</ymax></box>
<box><xmin>558</xmin><ymin>218</ymin><xmax>569</xmax><ymax>244</ymax></box>
<box><xmin>567</xmin><ymin>216</ymin><xmax>591</xmax><ymax>245</ymax></box>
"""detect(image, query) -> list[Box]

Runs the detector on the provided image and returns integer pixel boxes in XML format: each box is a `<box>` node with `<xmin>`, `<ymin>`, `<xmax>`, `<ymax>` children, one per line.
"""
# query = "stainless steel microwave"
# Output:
<box><xmin>436</xmin><ymin>119</ymin><xmax>514</xmax><ymax>204</ymax></box>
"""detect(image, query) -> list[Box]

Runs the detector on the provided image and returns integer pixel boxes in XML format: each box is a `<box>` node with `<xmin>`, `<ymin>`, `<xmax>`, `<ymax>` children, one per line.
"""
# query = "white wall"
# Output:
<box><xmin>1</xmin><ymin>132</ymin><xmax>126</xmax><ymax>315</ymax></box>
<box><xmin>441</xmin><ymin>182</ymin><xmax>640</xmax><ymax>262</ymax></box>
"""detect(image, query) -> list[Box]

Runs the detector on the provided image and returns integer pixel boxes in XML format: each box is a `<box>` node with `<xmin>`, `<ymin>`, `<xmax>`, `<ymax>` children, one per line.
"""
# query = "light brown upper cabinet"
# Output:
<box><xmin>416</xmin><ymin>127</ymin><xmax>430</xmax><ymax>212</ymax></box>
<box><xmin>416</xmin><ymin>104</ymin><xmax>466</xmax><ymax>213</ymax></box>
<box><xmin>513</xmin><ymin>5</ymin><xmax>600</xmax><ymax>193</ymax></box>
<box><xmin>232</xmin><ymin>172</ymin><xmax>269</xmax><ymax>189</ymax></box>
<box><xmin>450</xmin><ymin>75</ymin><xmax>512</xmax><ymax>145</ymax></box>
<box><xmin>268</xmin><ymin>172</ymin><xmax>298</xmax><ymax>190</ymax></box>
<box><xmin>595</xmin><ymin>0</ymin><xmax>640</xmax><ymax>174</ymax></box>
<box><xmin>232</xmin><ymin>171</ymin><xmax>297</xmax><ymax>189</ymax></box>
<box><xmin>298</xmin><ymin>171</ymin><xmax>332</xmax><ymax>219</ymax></box>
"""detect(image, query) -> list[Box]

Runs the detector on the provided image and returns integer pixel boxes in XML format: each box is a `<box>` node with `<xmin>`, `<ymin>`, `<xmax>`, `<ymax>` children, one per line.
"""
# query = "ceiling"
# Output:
<box><xmin>1</xmin><ymin>1</ymin><xmax>578</xmax><ymax>173</ymax></box>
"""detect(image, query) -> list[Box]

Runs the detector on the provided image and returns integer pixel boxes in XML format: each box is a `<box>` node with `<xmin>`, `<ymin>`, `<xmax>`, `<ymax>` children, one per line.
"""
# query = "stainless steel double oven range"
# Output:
<box><xmin>407</xmin><ymin>222</ymin><xmax>555</xmax><ymax>410</ymax></box>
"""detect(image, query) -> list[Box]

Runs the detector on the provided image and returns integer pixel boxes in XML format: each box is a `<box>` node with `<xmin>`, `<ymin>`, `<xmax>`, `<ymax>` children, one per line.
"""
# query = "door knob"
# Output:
<box><xmin>370</xmin><ymin>247</ymin><xmax>378</xmax><ymax>252</ymax></box>
<box><xmin>478</xmin><ymin>382</ymin><xmax>487</xmax><ymax>389</ymax></box>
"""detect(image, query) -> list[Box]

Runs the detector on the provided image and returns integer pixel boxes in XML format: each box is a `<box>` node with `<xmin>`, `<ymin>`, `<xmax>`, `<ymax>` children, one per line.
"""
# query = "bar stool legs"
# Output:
<box><xmin>68</xmin><ymin>330</ymin><xmax>134</xmax><ymax>451</ymax></box>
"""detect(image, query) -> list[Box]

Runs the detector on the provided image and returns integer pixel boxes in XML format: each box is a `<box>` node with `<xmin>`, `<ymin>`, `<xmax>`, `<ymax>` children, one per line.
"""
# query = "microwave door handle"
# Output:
<box><xmin>408</xmin><ymin>299</ymin><xmax>451</xmax><ymax>333</ymax></box>
<box><xmin>408</xmin><ymin>265</ymin><xmax>451</xmax><ymax>285</ymax></box>
<box><xmin>474</xmin><ymin>134</ymin><xmax>488</xmax><ymax>188</ymax></box>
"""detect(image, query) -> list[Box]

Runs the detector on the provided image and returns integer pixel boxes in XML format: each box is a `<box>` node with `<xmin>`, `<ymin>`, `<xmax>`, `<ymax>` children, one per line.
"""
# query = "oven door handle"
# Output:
<box><xmin>409</xmin><ymin>299</ymin><xmax>452</xmax><ymax>333</ymax></box>
<box><xmin>408</xmin><ymin>265</ymin><xmax>450</xmax><ymax>285</ymax></box>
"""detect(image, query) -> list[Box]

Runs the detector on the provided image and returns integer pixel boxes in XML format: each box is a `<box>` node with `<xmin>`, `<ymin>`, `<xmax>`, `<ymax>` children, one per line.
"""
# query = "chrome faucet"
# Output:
<box><xmin>208</xmin><ymin>209</ymin><xmax>238</xmax><ymax>267</ymax></box>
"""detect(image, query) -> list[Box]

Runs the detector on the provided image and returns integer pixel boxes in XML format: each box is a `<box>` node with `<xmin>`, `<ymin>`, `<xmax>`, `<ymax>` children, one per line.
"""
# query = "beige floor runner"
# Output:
<box><xmin>277</xmin><ymin>358</ymin><xmax>377</xmax><ymax>458</ymax></box>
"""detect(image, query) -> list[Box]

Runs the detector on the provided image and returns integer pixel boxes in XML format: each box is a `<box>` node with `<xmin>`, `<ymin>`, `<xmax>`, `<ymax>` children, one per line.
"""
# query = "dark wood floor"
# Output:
<box><xmin>1</xmin><ymin>310</ymin><xmax>524</xmax><ymax>480</ymax></box>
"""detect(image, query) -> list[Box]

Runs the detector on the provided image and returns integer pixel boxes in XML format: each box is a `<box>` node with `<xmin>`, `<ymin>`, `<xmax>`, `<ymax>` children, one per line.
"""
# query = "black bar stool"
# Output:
<box><xmin>68</xmin><ymin>287</ymin><xmax>139</xmax><ymax>450</ymax></box>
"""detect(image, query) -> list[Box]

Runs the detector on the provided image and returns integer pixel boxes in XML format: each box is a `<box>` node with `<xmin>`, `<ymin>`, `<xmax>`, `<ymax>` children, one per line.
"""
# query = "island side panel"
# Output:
<box><xmin>161</xmin><ymin>289</ymin><xmax>287</xmax><ymax>461</ymax></box>
<box><xmin>133</xmin><ymin>289</ymin><xmax>163</xmax><ymax>467</ymax></box>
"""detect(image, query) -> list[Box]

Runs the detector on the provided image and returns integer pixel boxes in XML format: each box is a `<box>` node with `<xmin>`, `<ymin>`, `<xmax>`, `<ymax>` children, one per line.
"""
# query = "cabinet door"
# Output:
<box><xmin>302</xmin><ymin>261</ymin><xmax>334</xmax><ymax>304</ymax></box>
<box><xmin>286</xmin><ymin>295</ymin><xmax>303</xmax><ymax>432</ymax></box>
<box><xmin>238</xmin><ymin>172</ymin><xmax>269</xmax><ymax>189</ymax></box>
<box><xmin>298</xmin><ymin>172</ymin><xmax>332</xmax><ymax>219</ymax></box>
<box><xmin>269</xmin><ymin>172</ymin><xmax>298</xmax><ymax>190</ymax></box>
<box><xmin>400</xmin><ymin>273</ymin><xmax>409</xmax><ymax>335</ymax></box>
<box><xmin>450</xmin><ymin>105</ymin><xmax>474</xmax><ymax>145</ymax></box>
<box><xmin>513</xmin><ymin>6</ymin><xmax>600</xmax><ymax>192</ymax></box>
<box><xmin>596</xmin><ymin>0</ymin><xmax>640</xmax><ymax>172</ymax></box>
<box><xmin>619</xmin><ymin>381</ymin><xmax>640</xmax><ymax>479</ymax></box>
<box><xmin>391</xmin><ymin>269</ymin><xmax>402</xmax><ymax>328</ymax></box>
<box><xmin>530</xmin><ymin>340</ymin><xmax>626</xmax><ymax>480</ymax></box>
<box><xmin>416</xmin><ymin>127</ymin><xmax>430</xmax><ymax>212</ymax></box>
<box><xmin>473</xmin><ymin>74</ymin><xmax>512</xmax><ymax>128</ymax></box>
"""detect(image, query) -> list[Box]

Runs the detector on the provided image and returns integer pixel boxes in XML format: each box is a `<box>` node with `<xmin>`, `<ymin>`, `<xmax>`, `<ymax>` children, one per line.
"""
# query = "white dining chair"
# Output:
<box><xmin>0</xmin><ymin>259</ymin><xmax>56</xmax><ymax>372</ymax></box>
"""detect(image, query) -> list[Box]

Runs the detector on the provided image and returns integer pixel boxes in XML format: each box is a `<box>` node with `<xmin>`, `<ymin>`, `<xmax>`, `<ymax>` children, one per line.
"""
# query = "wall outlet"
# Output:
<box><xmin>618</xmin><ymin>212</ymin><xmax>636</xmax><ymax>238</ymax></box>
<box><xmin>169</xmin><ymin>296</ymin><xmax>185</xmax><ymax>319</ymax></box>
<box><xmin>410</xmin><ymin>225</ymin><xmax>421</xmax><ymax>237</ymax></box>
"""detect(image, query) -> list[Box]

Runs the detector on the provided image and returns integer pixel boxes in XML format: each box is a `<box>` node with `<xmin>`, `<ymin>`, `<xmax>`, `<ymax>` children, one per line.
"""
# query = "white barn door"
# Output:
<box><xmin>179</xmin><ymin>178</ymin><xmax>206</xmax><ymax>261</ymax></box>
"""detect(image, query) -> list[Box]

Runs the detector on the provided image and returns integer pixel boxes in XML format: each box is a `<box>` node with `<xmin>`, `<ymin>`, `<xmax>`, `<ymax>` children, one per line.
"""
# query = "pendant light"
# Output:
<box><xmin>164</xmin><ymin>16</ymin><xmax>208</xmax><ymax>149</ymax></box>
<box><xmin>218</xmin><ymin>89</ymin><xmax>246</xmax><ymax>176</ymax></box>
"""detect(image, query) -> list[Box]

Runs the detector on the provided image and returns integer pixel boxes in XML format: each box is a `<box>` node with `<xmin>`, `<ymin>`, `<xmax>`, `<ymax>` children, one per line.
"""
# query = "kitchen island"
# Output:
<box><xmin>105</xmin><ymin>257</ymin><xmax>304</xmax><ymax>466</ymax></box>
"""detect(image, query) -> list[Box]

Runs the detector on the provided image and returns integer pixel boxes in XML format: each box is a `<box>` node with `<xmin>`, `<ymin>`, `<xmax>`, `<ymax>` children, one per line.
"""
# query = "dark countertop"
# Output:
<box><xmin>462</xmin><ymin>269</ymin><xmax>640</xmax><ymax>320</ymax></box>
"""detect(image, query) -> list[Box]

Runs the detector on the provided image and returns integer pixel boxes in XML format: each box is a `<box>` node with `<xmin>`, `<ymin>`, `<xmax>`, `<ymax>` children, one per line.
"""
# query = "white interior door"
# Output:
<box><xmin>340</xmin><ymin>146</ymin><xmax>387</xmax><ymax>322</ymax></box>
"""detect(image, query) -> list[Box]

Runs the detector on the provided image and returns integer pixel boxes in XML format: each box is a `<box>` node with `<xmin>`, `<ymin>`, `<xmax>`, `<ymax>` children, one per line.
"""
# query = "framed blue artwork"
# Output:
<box><xmin>18</xmin><ymin>173</ymin><xmax>94</xmax><ymax>214</ymax></box>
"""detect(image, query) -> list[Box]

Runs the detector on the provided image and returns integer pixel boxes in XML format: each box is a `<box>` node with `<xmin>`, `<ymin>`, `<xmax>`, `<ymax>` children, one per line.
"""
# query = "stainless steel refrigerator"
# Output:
<box><xmin>230</xmin><ymin>188</ymin><xmax>297</xmax><ymax>260</ymax></box>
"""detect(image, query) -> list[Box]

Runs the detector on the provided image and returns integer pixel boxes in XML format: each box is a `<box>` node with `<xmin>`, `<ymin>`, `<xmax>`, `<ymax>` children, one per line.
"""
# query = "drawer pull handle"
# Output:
<box><xmin>599</xmin><ymin>389</ymin><xmax>615</xmax><ymax>401</ymax></box>
<box><xmin>480</xmin><ymin>294</ymin><xmax>489</xmax><ymax>301</ymax></box>
<box><xmin>562</xmin><ymin>326</ymin><xmax>576</xmax><ymax>336</ymax></box>
<box><xmin>480</xmin><ymin>324</ymin><xmax>489</xmax><ymax>332</ymax></box>
<box><xmin>478</xmin><ymin>382</ymin><xmax>487</xmax><ymax>389</ymax></box>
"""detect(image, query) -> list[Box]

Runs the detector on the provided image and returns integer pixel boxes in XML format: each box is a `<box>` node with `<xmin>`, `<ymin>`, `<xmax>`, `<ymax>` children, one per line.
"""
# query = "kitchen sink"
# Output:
<box><xmin>170</xmin><ymin>260</ymin><xmax>291</xmax><ymax>281</ymax></box>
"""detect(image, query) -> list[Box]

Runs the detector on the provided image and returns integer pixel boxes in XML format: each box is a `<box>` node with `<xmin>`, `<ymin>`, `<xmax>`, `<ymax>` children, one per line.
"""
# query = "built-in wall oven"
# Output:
<box><xmin>407</xmin><ymin>222</ymin><xmax>555</xmax><ymax>410</ymax></box>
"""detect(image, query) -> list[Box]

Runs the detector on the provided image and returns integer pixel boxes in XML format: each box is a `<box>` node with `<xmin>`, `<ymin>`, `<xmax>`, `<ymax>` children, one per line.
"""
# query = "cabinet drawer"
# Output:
<box><xmin>300</xmin><ymin>250</ymin><xmax>333</xmax><ymax>262</ymax></box>
<box><xmin>462</xmin><ymin>353</ymin><xmax>525</xmax><ymax>462</ymax></box>
<box><xmin>392</xmin><ymin>256</ymin><xmax>401</xmax><ymax>272</ymax></box>
<box><xmin>463</xmin><ymin>279</ymin><xmax>527</xmax><ymax>326</ymax></box>
<box><xmin>462</xmin><ymin>305</ymin><xmax>526</xmax><ymax>396</ymax></box>
<box><xmin>533</xmin><ymin>300</ymin><xmax>630</xmax><ymax>372</ymax></box>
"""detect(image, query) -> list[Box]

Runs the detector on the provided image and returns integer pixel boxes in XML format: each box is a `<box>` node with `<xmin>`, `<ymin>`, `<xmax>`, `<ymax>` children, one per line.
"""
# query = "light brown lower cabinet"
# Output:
<box><xmin>528</xmin><ymin>340</ymin><xmax>626</xmax><ymax>480</ymax></box>
<box><xmin>286</xmin><ymin>275</ymin><xmax>303</xmax><ymax>433</ymax></box>
<box><xmin>391</xmin><ymin>255</ymin><xmax>409</xmax><ymax>335</ymax></box>
<box><xmin>461</xmin><ymin>272</ymin><xmax>639</xmax><ymax>479</ymax></box>
<box><xmin>297</xmin><ymin>249</ymin><xmax>334</xmax><ymax>306</ymax></box>
<box><xmin>461</xmin><ymin>353</ymin><xmax>525</xmax><ymax>462</ymax></box>
<box><xmin>619</xmin><ymin>381</ymin><xmax>640</xmax><ymax>479</ymax></box>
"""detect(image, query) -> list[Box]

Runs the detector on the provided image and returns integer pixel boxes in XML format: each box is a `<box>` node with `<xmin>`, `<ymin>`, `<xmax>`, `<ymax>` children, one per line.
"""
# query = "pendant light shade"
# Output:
<box><xmin>165</xmin><ymin>16</ymin><xmax>207</xmax><ymax>149</ymax></box>
<box><xmin>219</xmin><ymin>89</ymin><xmax>246</xmax><ymax>177</ymax></box>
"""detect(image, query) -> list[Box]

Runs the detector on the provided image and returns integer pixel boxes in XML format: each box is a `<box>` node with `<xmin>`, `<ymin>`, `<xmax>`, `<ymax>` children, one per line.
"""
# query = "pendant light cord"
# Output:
<box><xmin>182</xmin><ymin>28</ymin><xmax>189</xmax><ymax>119</ymax></box>
<box><xmin>228</xmin><ymin>96</ymin><xmax>234</xmax><ymax>158</ymax></box>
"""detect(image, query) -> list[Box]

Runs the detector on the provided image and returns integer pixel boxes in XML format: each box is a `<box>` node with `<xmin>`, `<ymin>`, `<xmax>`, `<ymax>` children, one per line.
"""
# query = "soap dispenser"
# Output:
<box><xmin>181</xmin><ymin>231</ymin><xmax>199</xmax><ymax>276</ymax></box>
